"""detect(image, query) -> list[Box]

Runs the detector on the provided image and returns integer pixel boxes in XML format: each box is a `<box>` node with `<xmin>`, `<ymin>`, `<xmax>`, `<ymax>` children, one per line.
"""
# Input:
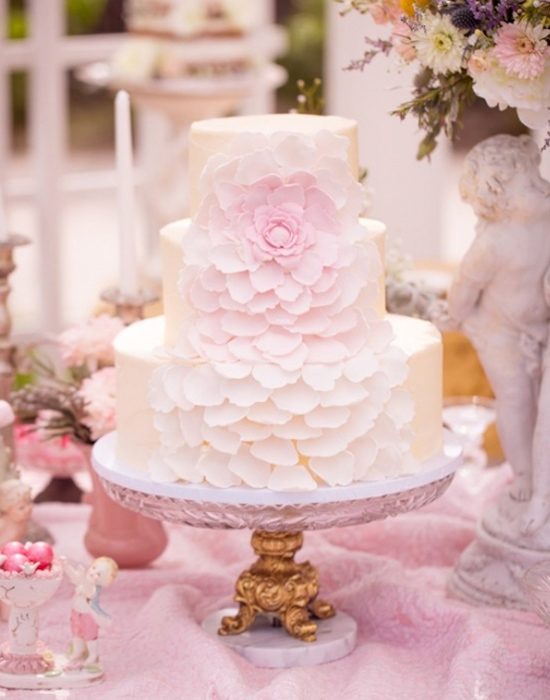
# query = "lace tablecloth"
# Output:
<box><xmin>3</xmin><ymin>465</ymin><xmax>550</xmax><ymax>700</ymax></box>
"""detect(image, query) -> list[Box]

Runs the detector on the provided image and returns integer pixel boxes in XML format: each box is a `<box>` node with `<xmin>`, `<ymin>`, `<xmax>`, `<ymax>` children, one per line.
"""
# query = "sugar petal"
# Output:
<box><xmin>252</xmin><ymin>364</ymin><xmax>300</xmax><ymax>389</ymax></box>
<box><xmin>183</xmin><ymin>366</ymin><xmax>224</xmax><ymax>407</ymax></box>
<box><xmin>250</xmin><ymin>262</ymin><xmax>285</xmax><ymax>293</ymax></box>
<box><xmin>250</xmin><ymin>436</ymin><xmax>299</xmax><ymax>466</ymax></box>
<box><xmin>309</xmin><ymin>451</ymin><xmax>354</xmax><ymax>486</ymax></box>
<box><xmin>202</xmin><ymin>424</ymin><xmax>241</xmax><ymax>454</ymax></box>
<box><xmin>272</xmin><ymin>381</ymin><xmax>320</xmax><ymax>414</ymax></box>
<box><xmin>272</xmin><ymin>417</ymin><xmax>322</xmax><ymax>440</ymax></box>
<box><xmin>222</xmin><ymin>311</ymin><xmax>269</xmax><ymax>337</ymax></box>
<box><xmin>344</xmin><ymin>348</ymin><xmax>379</xmax><ymax>382</ymax></box>
<box><xmin>302</xmin><ymin>364</ymin><xmax>341</xmax><ymax>391</ymax></box>
<box><xmin>221</xmin><ymin>376</ymin><xmax>271</xmax><ymax>407</ymax></box>
<box><xmin>210</xmin><ymin>244</ymin><xmax>249</xmax><ymax>274</ymax></box>
<box><xmin>297</xmin><ymin>430</ymin><xmax>350</xmax><ymax>458</ymax></box>
<box><xmin>255</xmin><ymin>329</ymin><xmax>303</xmax><ymax>357</ymax></box>
<box><xmin>149</xmin><ymin>452</ymin><xmax>178</xmax><ymax>483</ymax></box>
<box><xmin>304</xmin><ymin>405</ymin><xmax>350</xmax><ymax>429</ymax></box>
<box><xmin>386</xmin><ymin>388</ymin><xmax>415</xmax><ymax>427</ymax></box>
<box><xmin>228</xmin><ymin>447</ymin><xmax>271</xmax><ymax>488</ymax></box>
<box><xmin>197</xmin><ymin>450</ymin><xmax>241</xmax><ymax>487</ymax></box>
<box><xmin>267</xmin><ymin>465</ymin><xmax>317</xmax><ymax>492</ymax></box>
<box><xmin>226</xmin><ymin>272</ymin><xmax>256</xmax><ymax>304</ymax></box>
<box><xmin>164</xmin><ymin>446</ymin><xmax>204</xmax><ymax>482</ymax></box>
<box><xmin>204</xmin><ymin>402</ymin><xmax>248</xmax><ymax>428</ymax></box>
<box><xmin>247</xmin><ymin>401</ymin><xmax>292</xmax><ymax>425</ymax></box>
<box><xmin>229</xmin><ymin>418</ymin><xmax>272</xmax><ymax>441</ymax></box>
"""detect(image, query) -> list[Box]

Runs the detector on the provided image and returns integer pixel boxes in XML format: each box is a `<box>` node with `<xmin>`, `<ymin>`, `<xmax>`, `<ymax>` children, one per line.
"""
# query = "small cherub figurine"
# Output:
<box><xmin>432</xmin><ymin>134</ymin><xmax>550</xmax><ymax>506</ymax></box>
<box><xmin>62</xmin><ymin>556</ymin><xmax>118</xmax><ymax>669</ymax></box>
<box><xmin>0</xmin><ymin>478</ymin><xmax>33</xmax><ymax>545</ymax></box>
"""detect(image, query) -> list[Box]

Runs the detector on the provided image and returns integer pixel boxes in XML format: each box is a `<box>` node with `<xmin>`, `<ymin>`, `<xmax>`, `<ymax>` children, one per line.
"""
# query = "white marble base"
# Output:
<box><xmin>0</xmin><ymin>654</ymin><xmax>103</xmax><ymax>690</ymax></box>
<box><xmin>202</xmin><ymin>608</ymin><xmax>357</xmax><ymax>668</ymax></box>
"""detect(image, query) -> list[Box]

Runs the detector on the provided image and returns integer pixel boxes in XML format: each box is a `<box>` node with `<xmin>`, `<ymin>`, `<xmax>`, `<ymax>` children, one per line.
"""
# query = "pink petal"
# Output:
<box><xmin>272</xmin><ymin>381</ymin><xmax>320</xmax><ymax>414</ymax></box>
<box><xmin>276</xmin><ymin>275</ymin><xmax>303</xmax><ymax>302</ymax></box>
<box><xmin>196</xmin><ymin>314</ymin><xmax>231</xmax><ymax>344</ymax></box>
<box><xmin>235</xmin><ymin>150</ymin><xmax>278</xmax><ymax>185</ymax></box>
<box><xmin>250</xmin><ymin>436</ymin><xmax>299</xmax><ymax>467</ymax></box>
<box><xmin>319</xmin><ymin>308</ymin><xmax>358</xmax><ymax>337</ymax></box>
<box><xmin>273</xmin><ymin>134</ymin><xmax>316</xmax><ymax>170</ymax></box>
<box><xmin>227</xmin><ymin>337</ymin><xmax>264</xmax><ymax>363</ymax></box>
<box><xmin>247</xmin><ymin>401</ymin><xmax>292</xmax><ymax>426</ymax></box>
<box><xmin>200</xmin><ymin>266</ymin><xmax>226</xmax><ymax>293</ymax></box>
<box><xmin>273</xmin><ymin>417</ymin><xmax>322</xmax><ymax>440</ymax></box>
<box><xmin>247</xmin><ymin>292</ymin><xmax>279</xmax><ymax>313</ymax></box>
<box><xmin>304</xmin><ymin>405</ymin><xmax>350</xmax><ymax>429</ymax></box>
<box><xmin>255</xmin><ymin>329</ymin><xmax>303</xmax><ymax>357</ymax></box>
<box><xmin>209</xmin><ymin>244</ymin><xmax>249</xmax><ymax>273</ymax></box>
<box><xmin>220</xmin><ymin>376</ymin><xmax>271</xmax><ymax>407</ymax></box>
<box><xmin>228</xmin><ymin>419</ymin><xmax>272</xmax><ymax>441</ymax></box>
<box><xmin>252</xmin><ymin>364</ymin><xmax>300</xmax><ymax>389</ymax></box>
<box><xmin>265</xmin><ymin>307</ymin><xmax>297</xmax><ymax>326</ymax></box>
<box><xmin>312</xmin><ymin>269</ymin><xmax>337</xmax><ymax>293</ymax></box>
<box><xmin>250</xmin><ymin>263</ymin><xmax>285</xmax><ymax>294</ymax></box>
<box><xmin>189</xmin><ymin>280</ymin><xmax>221</xmax><ymax>313</ymax></box>
<box><xmin>213</xmin><ymin>362</ymin><xmax>251</xmax><ymax>379</ymax></box>
<box><xmin>280</xmin><ymin>290</ymin><xmax>312</xmax><ymax>315</ymax></box>
<box><xmin>319</xmin><ymin>378</ymin><xmax>368</xmax><ymax>407</ymax></box>
<box><xmin>203</xmin><ymin>402</ymin><xmax>248</xmax><ymax>428</ymax></box>
<box><xmin>344</xmin><ymin>348</ymin><xmax>379</xmax><ymax>382</ymax></box>
<box><xmin>306</xmin><ymin>337</ymin><xmax>348</xmax><ymax>363</ymax></box>
<box><xmin>182</xmin><ymin>366</ymin><xmax>224</xmax><ymax>407</ymax></box>
<box><xmin>277</xmin><ymin>343</ymin><xmax>309</xmax><ymax>372</ymax></box>
<box><xmin>292</xmin><ymin>309</ymin><xmax>330</xmax><ymax>335</ymax></box>
<box><xmin>226</xmin><ymin>272</ymin><xmax>256</xmax><ymax>304</ymax></box>
<box><xmin>290</xmin><ymin>253</ymin><xmax>323</xmax><ymax>286</ymax></box>
<box><xmin>267</xmin><ymin>183</ymin><xmax>306</xmax><ymax>208</ymax></box>
<box><xmin>221</xmin><ymin>311</ymin><xmax>269</xmax><ymax>337</ymax></box>
<box><xmin>301</xmin><ymin>364</ymin><xmax>341</xmax><ymax>391</ymax></box>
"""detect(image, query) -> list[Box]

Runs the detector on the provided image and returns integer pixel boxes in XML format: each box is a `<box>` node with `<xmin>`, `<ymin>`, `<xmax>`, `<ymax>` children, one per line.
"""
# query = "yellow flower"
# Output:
<box><xmin>400</xmin><ymin>0</ymin><xmax>431</xmax><ymax>17</ymax></box>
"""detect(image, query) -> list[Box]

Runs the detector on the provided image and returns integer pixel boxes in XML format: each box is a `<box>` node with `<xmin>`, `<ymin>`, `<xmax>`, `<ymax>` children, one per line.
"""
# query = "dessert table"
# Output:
<box><xmin>3</xmin><ymin>463</ymin><xmax>550</xmax><ymax>699</ymax></box>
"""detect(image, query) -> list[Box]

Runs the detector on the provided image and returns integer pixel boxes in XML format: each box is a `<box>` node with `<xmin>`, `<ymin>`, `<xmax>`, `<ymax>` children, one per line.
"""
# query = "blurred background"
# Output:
<box><xmin>0</xmin><ymin>0</ymin><xmax>531</xmax><ymax>333</ymax></box>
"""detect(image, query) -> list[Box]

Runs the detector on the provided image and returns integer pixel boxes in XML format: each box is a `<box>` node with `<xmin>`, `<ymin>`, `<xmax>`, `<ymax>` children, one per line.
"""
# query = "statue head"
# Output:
<box><xmin>459</xmin><ymin>134</ymin><xmax>549</xmax><ymax>222</ymax></box>
<box><xmin>0</xmin><ymin>479</ymin><xmax>32</xmax><ymax>523</ymax></box>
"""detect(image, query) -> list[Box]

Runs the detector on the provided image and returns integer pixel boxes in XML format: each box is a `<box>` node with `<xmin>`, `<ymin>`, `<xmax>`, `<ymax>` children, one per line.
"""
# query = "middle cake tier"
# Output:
<box><xmin>161</xmin><ymin>217</ymin><xmax>387</xmax><ymax>348</ymax></box>
<box><xmin>114</xmin><ymin>313</ymin><xmax>442</xmax><ymax>486</ymax></box>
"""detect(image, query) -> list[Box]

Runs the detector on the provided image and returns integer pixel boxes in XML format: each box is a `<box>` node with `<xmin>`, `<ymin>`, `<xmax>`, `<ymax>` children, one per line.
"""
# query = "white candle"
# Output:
<box><xmin>115</xmin><ymin>90</ymin><xmax>139</xmax><ymax>297</ymax></box>
<box><xmin>0</xmin><ymin>182</ymin><xmax>9</xmax><ymax>242</ymax></box>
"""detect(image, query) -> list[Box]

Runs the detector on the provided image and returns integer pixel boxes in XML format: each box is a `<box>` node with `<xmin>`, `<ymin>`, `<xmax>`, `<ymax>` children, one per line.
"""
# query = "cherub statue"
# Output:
<box><xmin>432</xmin><ymin>134</ymin><xmax>550</xmax><ymax>508</ymax></box>
<box><xmin>62</xmin><ymin>556</ymin><xmax>119</xmax><ymax>669</ymax></box>
<box><xmin>0</xmin><ymin>478</ymin><xmax>33</xmax><ymax>545</ymax></box>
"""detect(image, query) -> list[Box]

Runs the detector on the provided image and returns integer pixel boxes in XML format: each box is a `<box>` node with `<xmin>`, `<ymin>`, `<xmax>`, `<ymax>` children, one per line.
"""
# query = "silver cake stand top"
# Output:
<box><xmin>92</xmin><ymin>431</ymin><xmax>462</xmax><ymax>531</ymax></box>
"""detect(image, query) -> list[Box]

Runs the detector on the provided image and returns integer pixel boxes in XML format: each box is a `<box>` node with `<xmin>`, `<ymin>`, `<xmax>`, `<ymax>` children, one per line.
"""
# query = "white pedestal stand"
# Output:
<box><xmin>92</xmin><ymin>431</ymin><xmax>461</xmax><ymax>668</ymax></box>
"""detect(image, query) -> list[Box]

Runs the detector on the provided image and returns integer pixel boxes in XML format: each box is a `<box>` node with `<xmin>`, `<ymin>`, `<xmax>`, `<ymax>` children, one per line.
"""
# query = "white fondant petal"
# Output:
<box><xmin>385</xmin><ymin>388</ymin><xmax>415</xmax><ymax>428</ymax></box>
<box><xmin>149</xmin><ymin>453</ymin><xmax>179</xmax><ymax>483</ymax></box>
<box><xmin>203</xmin><ymin>402</ymin><xmax>248</xmax><ymax>428</ymax></box>
<box><xmin>202</xmin><ymin>424</ymin><xmax>241</xmax><ymax>455</ymax></box>
<box><xmin>267</xmin><ymin>465</ymin><xmax>317</xmax><ymax>492</ymax></box>
<box><xmin>304</xmin><ymin>405</ymin><xmax>350</xmax><ymax>429</ymax></box>
<box><xmin>247</xmin><ymin>401</ymin><xmax>292</xmax><ymax>426</ymax></box>
<box><xmin>272</xmin><ymin>381</ymin><xmax>321</xmax><ymax>414</ymax></box>
<box><xmin>197</xmin><ymin>451</ymin><xmax>241</xmax><ymax>487</ymax></box>
<box><xmin>183</xmin><ymin>366</ymin><xmax>224</xmax><ymax>407</ymax></box>
<box><xmin>229</xmin><ymin>419</ymin><xmax>272</xmax><ymax>441</ymax></box>
<box><xmin>309</xmin><ymin>451</ymin><xmax>354</xmax><ymax>486</ymax></box>
<box><xmin>228</xmin><ymin>447</ymin><xmax>271</xmax><ymax>487</ymax></box>
<box><xmin>250</xmin><ymin>436</ymin><xmax>299</xmax><ymax>466</ymax></box>
<box><xmin>272</xmin><ymin>417</ymin><xmax>323</xmax><ymax>440</ymax></box>
<box><xmin>252</xmin><ymin>364</ymin><xmax>300</xmax><ymax>389</ymax></box>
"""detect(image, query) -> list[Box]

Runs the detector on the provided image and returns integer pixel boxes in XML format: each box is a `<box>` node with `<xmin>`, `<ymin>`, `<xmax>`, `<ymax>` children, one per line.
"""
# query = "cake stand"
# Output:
<box><xmin>92</xmin><ymin>431</ymin><xmax>462</xmax><ymax>667</ymax></box>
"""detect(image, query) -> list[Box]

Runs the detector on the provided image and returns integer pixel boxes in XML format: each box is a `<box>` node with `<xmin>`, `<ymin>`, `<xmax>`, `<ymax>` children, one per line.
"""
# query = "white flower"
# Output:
<box><xmin>111</xmin><ymin>39</ymin><xmax>159</xmax><ymax>82</ymax></box>
<box><xmin>469</xmin><ymin>49</ymin><xmax>550</xmax><ymax>129</ymax></box>
<box><xmin>412</xmin><ymin>13</ymin><xmax>467</xmax><ymax>74</ymax></box>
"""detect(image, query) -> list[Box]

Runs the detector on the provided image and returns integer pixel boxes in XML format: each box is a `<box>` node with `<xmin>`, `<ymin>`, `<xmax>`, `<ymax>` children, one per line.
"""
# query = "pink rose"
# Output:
<box><xmin>59</xmin><ymin>315</ymin><xmax>124</xmax><ymax>371</ymax></box>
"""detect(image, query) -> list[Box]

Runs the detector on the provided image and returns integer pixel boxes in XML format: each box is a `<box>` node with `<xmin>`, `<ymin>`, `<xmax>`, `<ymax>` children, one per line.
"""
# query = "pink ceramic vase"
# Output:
<box><xmin>81</xmin><ymin>445</ymin><xmax>168</xmax><ymax>568</ymax></box>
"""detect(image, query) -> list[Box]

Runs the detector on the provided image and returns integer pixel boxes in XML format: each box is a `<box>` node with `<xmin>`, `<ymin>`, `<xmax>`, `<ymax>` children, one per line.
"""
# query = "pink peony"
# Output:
<box><xmin>58</xmin><ymin>315</ymin><xmax>124</xmax><ymax>371</ymax></box>
<box><xmin>78</xmin><ymin>367</ymin><xmax>116</xmax><ymax>442</ymax></box>
<box><xmin>492</xmin><ymin>20</ymin><xmax>550</xmax><ymax>80</ymax></box>
<box><xmin>392</xmin><ymin>19</ymin><xmax>416</xmax><ymax>63</ymax></box>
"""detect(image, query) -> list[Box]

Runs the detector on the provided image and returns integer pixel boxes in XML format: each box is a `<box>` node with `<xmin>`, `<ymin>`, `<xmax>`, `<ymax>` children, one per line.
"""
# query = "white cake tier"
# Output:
<box><xmin>161</xmin><ymin>217</ymin><xmax>387</xmax><ymax>348</ymax></box>
<box><xmin>188</xmin><ymin>114</ymin><xmax>359</xmax><ymax>216</ymax></box>
<box><xmin>126</xmin><ymin>0</ymin><xmax>262</xmax><ymax>39</ymax></box>
<box><xmin>114</xmin><ymin>313</ymin><xmax>442</xmax><ymax>477</ymax></box>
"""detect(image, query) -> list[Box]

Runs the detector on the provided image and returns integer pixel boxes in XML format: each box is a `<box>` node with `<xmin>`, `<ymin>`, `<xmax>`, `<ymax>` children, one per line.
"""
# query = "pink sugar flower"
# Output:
<box><xmin>492</xmin><ymin>20</ymin><xmax>550</xmax><ymax>80</ymax></box>
<box><xmin>59</xmin><ymin>315</ymin><xmax>124</xmax><ymax>371</ymax></box>
<box><xmin>370</xmin><ymin>0</ymin><xmax>401</xmax><ymax>25</ymax></box>
<box><xmin>78</xmin><ymin>367</ymin><xmax>116</xmax><ymax>441</ymax></box>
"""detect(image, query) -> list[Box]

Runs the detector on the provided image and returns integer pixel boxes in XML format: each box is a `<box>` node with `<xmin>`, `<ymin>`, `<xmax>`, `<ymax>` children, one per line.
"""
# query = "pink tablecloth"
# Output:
<box><xmin>5</xmin><ymin>466</ymin><xmax>550</xmax><ymax>700</ymax></box>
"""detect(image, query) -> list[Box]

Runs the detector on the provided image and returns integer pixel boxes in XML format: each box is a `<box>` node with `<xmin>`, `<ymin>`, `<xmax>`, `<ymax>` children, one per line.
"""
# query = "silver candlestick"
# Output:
<box><xmin>100</xmin><ymin>286</ymin><xmax>159</xmax><ymax>326</ymax></box>
<box><xmin>0</xmin><ymin>233</ymin><xmax>30</xmax><ymax>400</ymax></box>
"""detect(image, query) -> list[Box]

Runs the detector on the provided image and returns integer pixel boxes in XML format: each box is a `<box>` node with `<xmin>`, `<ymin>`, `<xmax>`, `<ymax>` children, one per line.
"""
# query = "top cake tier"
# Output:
<box><xmin>188</xmin><ymin>114</ymin><xmax>359</xmax><ymax>217</ymax></box>
<box><xmin>126</xmin><ymin>0</ymin><xmax>263</xmax><ymax>39</ymax></box>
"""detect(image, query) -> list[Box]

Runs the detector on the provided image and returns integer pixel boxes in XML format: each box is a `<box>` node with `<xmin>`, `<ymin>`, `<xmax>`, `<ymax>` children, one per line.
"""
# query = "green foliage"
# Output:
<box><xmin>279</xmin><ymin>0</ymin><xmax>325</xmax><ymax>109</ymax></box>
<box><xmin>65</xmin><ymin>0</ymin><xmax>108</xmax><ymax>36</ymax></box>
<box><xmin>294</xmin><ymin>78</ymin><xmax>324</xmax><ymax>115</ymax></box>
<box><xmin>391</xmin><ymin>70</ymin><xmax>476</xmax><ymax>160</ymax></box>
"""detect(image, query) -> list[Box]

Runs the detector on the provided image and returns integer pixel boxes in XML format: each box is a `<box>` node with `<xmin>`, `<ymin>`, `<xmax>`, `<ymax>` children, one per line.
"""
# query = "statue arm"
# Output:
<box><xmin>448</xmin><ymin>234</ymin><xmax>499</xmax><ymax>324</ymax></box>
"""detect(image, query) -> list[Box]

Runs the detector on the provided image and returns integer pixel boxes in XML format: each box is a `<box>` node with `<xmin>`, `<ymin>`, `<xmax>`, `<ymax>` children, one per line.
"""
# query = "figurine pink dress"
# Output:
<box><xmin>62</xmin><ymin>556</ymin><xmax>118</xmax><ymax>669</ymax></box>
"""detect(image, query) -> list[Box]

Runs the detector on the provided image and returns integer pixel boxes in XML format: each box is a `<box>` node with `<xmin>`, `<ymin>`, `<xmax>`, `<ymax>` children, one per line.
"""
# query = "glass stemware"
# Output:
<box><xmin>442</xmin><ymin>396</ymin><xmax>496</xmax><ymax>469</ymax></box>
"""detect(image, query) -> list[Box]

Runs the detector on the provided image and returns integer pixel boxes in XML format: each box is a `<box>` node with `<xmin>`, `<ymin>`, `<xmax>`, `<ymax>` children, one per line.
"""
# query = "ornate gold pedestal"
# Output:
<box><xmin>218</xmin><ymin>530</ymin><xmax>335</xmax><ymax>642</ymax></box>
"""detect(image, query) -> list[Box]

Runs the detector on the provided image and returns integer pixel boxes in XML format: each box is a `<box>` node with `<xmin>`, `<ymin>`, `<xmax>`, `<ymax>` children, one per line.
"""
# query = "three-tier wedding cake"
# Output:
<box><xmin>114</xmin><ymin>114</ymin><xmax>443</xmax><ymax>490</ymax></box>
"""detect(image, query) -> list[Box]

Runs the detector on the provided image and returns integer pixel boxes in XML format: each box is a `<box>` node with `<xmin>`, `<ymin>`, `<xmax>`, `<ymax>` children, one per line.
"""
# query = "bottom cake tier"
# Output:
<box><xmin>114</xmin><ymin>314</ymin><xmax>442</xmax><ymax>485</ymax></box>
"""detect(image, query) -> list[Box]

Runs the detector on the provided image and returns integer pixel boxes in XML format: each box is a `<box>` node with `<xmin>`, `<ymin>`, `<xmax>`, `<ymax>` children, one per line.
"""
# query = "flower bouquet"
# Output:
<box><xmin>11</xmin><ymin>315</ymin><xmax>123</xmax><ymax>450</ymax></box>
<box><xmin>337</xmin><ymin>0</ymin><xmax>550</xmax><ymax>157</ymax></box>
<box><xmin>12</xmin><ymin>314</ymin><xmax>168</xmax><ymax>567</ymax></box>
